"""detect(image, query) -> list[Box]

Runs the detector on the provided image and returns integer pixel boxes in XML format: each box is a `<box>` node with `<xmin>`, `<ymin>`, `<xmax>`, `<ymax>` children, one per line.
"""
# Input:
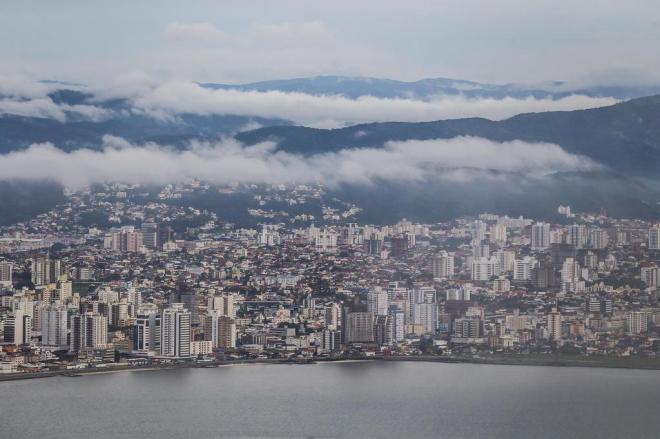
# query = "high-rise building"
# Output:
<box><xmin>412</xmin><ymin>286</ymin><xmax>436</xmax><ymax>304</ymax></box>
<box><xmin>207</xmin><ymin>294</ymin><xmax>235</xmax><ymax>318</ymax></box>
<box><xmin>41</xmin><ymin>303</ymin><xmax>69</xmax><ymax>349</ymax></box>
<box><xmin>490</xmin><ymin>223</ymin><xmax>507</xmax><ymax>244</ymax></box>
<box><xmin>640</xmin><ymin>265</ymin><xmax>659</xmax><ymax>288</ymax></box>
<box><xmin>73</xmin><ymin>266</ymin><xmax>92</xmax><ymax>281</ymax></box>
<box><xmin>178</xmin><ymin>293</ymin><xmax>199</xmax><ymax>325</ymax></box>
<box><xmin>495</xmin><ymin>250</ymin><xmax>516</xmax><ymax>273</ymax></box>
<box><xmin>389</xmin><ymin>235</ymin><xmax>409</xmax><ymax>258</ymax></box>
<box><xmin>550</xmin><ymin>243</ymin><xmax>577</xmax><ymax>269</ymax></box>
<box><xmin>625</xmin><ymin>312</ymin><xmax>649</xmax><ymax>334</ymax></box>
<box><xmin>161</xmin><ymin>303</ymin><xmax>191</xmax><ymax>358</ymax></box>
<box><xmin>546</xmin><ymin>309</ymin><xmax>562</xmax><ymax>340</ymax></box>
<box><xmin>320</xmin><ymin>329</ymin><xmax>341</xmax><ymax>352</ymax></box>
<box><xmin>367</xmin><ymin>287</ymin><xmax>389</xmax><ymax>316</ymax></box>
<box><xmin>453</xmin><ymin>317</ymin><xmax>483</xmax><ymax>338</ymax></box>
<box><xmin>30</xmin><ymin>256</ymin><xmax>64</xmax><ymax>286</ymax></box>
<box><xmin>108</xmin><ymin>229</ymin><xmax>143</xmax><ymax>253</ymax></box>
<box><xmin>140</xmin><ymin>222</ymin><xmax>158</xmax><ymax>249</ymax></box>
<box><xmin>314</xmin><ymin>228</ymin><xmax>338</xmax><ymax>253</ymax></box>
<box><xmin>374</xmin><ymin>315</ymin><xmax>394</xmax><ymax>346</ymax></box>
<box><xmin>0</xmin><ymin>261</ymin><xmax>12</xmax><ymax>287</ymax></box>
<box><xmin>258</xmin><ymin>225</ymin><xmax>281</xmax><ymax>246</ymax></box>
<box><xmin>472</xmin><ymin>241</ymin><xmax>490</xmax><ymax>259</ymax></box>
<box><xmin>3</xmin><ymin>310</ymin><xmax>31</xmax><ymax>345</ymax></box>
<box><xmin>345</xmin><ymin>312</ymin><xmax>374</xmax><ymax>343</ymax></box>
<box><xmin>514</xmin><ymin>256</ymin><xmax>537</xmax><ymax>281</ymax></box>
<box><xmin>471</xmin><ymin>220</ymin><xmax>487</xmax><ymax>242</ymax></box>
<box><xmin>585</xmin><ymin>296</ymin><xmax>613</xmax><ymax>316</ymax></box>
<box><xmin>133</xmin><ymin>312</ymin><xmax>161</xmax><ymax>354</ymax></box>
<box><xmin>56</xmin><ymin>279</ymin><xmax>73</xmax><ymax>303</ymax></box>
<box><xmin>71</xmin><ymin>312</ymin><xmax>108</xmax><ymax>353</ymax></box>
<box><xmin>588</xmin><ymin>228</ymin><xmax>609</xmax><ymax>249</ymax></box>
<box><xmin>531</xmin><ymin>222</ymin><xmax>551</xmax><ymax>251</ymax></box>
<box><xmin>532</xmin><ymin>257</ymin><xmax>557</xmax><ymax>289</ymax></box>
<box><xmin>649</xmin><ymin>226</ymin><xmax>660</xmax><ymax>250</ymax></box>
<box><xmin>471</xmin><ymin>257</ymin><xmax>499</xmax><ymax>281</ymax></box>
<box><xmin>411</xmin><ymin>302</ymin><xmax>437</xmax><ymax>334</ymax></box>
<box><xmin>446</xmin><ymin>287</ymin><xmax>471</xmax><ymax>302</ymax></box>
<box><xmin>561</xmin><ymin>258</ymin><xmax>580</xmax><ymax>285</ymax></box>
<box><xmin>324</xmin><ymin>303</ymin><xmax>341</xmax><ymax>330</ymax></box>
<box><xmin>364</xmin><ymin>234</ymin><xmax>383</xmax><ymax>255</ymax></box>
<box><xmin>567</xmin><ymin>224</ymin><xmax>587</xmax><ymax>249</ymax></box>
<box><xmin>432</xmin><ymin>251</ymin><xmax>454</xmax><ymax>279</ymax></box>
<box><xmin>110</xmin><ymin>299</ymin><xmax>132</xmax><ymax>327</ymax></box>
<box><xmin>204</xmin><ymin>311</ymin><xmax>236</xmax><ymax>350</ymax></box>
<box><xmin>388</xmin><ymin>305</ymin><xmax>405</xmax><ymax>342</ymax></box>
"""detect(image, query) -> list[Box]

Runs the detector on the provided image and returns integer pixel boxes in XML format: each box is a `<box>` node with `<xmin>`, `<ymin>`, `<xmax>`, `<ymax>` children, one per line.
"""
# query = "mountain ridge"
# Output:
<box><xmin>235</xmin><ymin>94</ymin><xmax>660</xmax><ymax>175</ymax></box>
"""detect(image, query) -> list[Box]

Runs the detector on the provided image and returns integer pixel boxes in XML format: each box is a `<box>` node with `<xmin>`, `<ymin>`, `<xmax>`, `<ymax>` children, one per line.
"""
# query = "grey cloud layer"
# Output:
<box><xmin>0</xmin><ymin>76</ymin><xmax>114</xmax><ymax>122</ymax></box>
<box><xmin>0</xmin><ymin>76</ymin><xmax>617</xmax><ymax>126</ymax></box>
<box><xmin>132</xmin><ymin>81</ymin><xmax>618</xmax><ymax>127</ymax></box>
<box><xmin>0</xmin><ymin>136</ymin><xmax>598</xmax><ymax>188</ymax></box>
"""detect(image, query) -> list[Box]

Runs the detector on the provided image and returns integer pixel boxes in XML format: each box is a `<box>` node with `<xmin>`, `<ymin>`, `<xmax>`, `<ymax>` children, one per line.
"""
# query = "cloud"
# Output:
<box><xmin>0</xmin><ymin>75</ymin><xmax>53</xmax><ymax>99</ymax></box>
<box><xmin>241</xmin><ymin>21</ymin><xmax>332</xmax><ymax>48</ymax></box>
<box><xmin>0</xmin><ymin>74</ymin><xmax>621</xmax><ymax>125</ymax></box>
<box><xmin>0</xmin><ymin>76</ymin><xmax>114</xmax><ymax>121</ymax></box>
<box><xmin>0</xmin><ymin>97</ymin><xmax>114</xmax><ymax>122</ymax></box>
<box><xmin>0</xmin><ymin>97</ymin><xmax>68</xmax><ymax>121</ymax></box>
<box><xmin>132</xmin><ymin>81</ymin><xmax>618</xmax><ymax>127</ymax></box>
<box><xmin>0</xmin><ymin>136</ymin><xmax>598</xmax><ymax>188</ymax></box>
<box><xmin>164</xmin><ymin>22</ymin><xmax>228</xmax><ymax>43</ymax></box>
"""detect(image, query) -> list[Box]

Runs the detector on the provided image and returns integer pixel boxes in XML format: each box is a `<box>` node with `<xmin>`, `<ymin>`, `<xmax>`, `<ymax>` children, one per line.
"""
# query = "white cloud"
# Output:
<box><xmin>133</xmin><ymin>81</ymin><xmax>618</xmax><ymax>127</ymax></box>
<box><xmin>164</xmin><ymin>22</ymin><xmax>228</xmax><ymax>43</ymax></box>
<box><xmin>0</xmin><ymin>97</ymin><xmax>114</xmax><ymax>122</ymax></box>
<box><xmin>0</xmin><ymin>97</ymin><xmax>67</xmax><ymax>121</ymax></box>
<box><xmin>0</xmin><ymin>136</ymin><xmax>598</xmax><ymax>188</ymax></box>
<box><xmin>241</xmin><ymin>21</ymin><xmax>332</xmax><ymax>48</ymax></box>
<box><xmin>0</xmin><ymin>76</ymin><xmax>53</xmax><ymax>99</ymax></box>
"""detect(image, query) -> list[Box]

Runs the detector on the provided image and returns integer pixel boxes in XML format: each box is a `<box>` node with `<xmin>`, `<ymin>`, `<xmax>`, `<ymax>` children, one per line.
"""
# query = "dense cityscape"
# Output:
<box><xmin>1</xmin><ymin>182</ymin><xmax>659</xmax><ymax>377</ymax></box>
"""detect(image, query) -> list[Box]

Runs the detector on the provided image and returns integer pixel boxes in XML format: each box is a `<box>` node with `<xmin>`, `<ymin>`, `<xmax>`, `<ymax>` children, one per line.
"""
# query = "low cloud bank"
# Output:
<box><xmin>0</xmin><ymin>136</ymin><xmax>599</xmax><ymax>188</ymax></box>
<box><xmin>133</xmin><ymin>81</ymin><xmax>618</xmax><ymax>127</ymax></box>
<box><xmin>0</xmin><ymin>75</ymin><xmax>618</xmax><ymax>126</ymax></box>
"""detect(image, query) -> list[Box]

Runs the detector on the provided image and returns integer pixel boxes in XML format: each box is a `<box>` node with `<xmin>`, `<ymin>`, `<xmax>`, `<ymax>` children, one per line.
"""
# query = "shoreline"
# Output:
<box><xmin>1</xmin><ymin>354</ymin><xmax>659</xmax><ymax>382</ymax></box>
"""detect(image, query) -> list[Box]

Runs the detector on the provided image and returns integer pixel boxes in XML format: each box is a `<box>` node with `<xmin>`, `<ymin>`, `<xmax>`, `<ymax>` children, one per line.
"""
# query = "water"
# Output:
<box><xmin>1</xmin><ymin>361</ymin><xmax>659</xmax><ymax>438</ymax></box>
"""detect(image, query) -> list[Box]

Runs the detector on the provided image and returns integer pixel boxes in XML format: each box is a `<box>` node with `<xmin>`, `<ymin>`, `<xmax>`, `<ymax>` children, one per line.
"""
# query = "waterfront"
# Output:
<box><xmin>1</xmin><ymin>362</ymin><xmax>659</xmax><ymax>439</ymax></box>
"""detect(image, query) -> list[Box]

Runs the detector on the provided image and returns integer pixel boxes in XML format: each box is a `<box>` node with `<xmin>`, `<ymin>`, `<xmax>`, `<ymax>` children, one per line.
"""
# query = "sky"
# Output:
<box><xmin>1</xmin><ymin>0</ymin><xmax>660</xmax><ymax>85</ymax></box>
<box><xmin>0</xmin><ymin>1</ymin><xmax>654</xmax><ymax>187</ymax></box>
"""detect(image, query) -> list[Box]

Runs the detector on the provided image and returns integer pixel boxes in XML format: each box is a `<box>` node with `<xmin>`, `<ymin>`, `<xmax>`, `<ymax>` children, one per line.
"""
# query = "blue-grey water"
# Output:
<box><xmin>1</xmin><ymin>361</ymin><xmax>659</xmax><ymax>439</ymax></box>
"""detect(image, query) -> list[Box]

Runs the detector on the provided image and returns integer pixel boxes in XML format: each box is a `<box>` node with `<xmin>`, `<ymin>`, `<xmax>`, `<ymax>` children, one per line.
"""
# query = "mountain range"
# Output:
<box><xmin>2</xmin><ymin>76</ymin><xmax>660</xmax><ymax>225</ymax></box>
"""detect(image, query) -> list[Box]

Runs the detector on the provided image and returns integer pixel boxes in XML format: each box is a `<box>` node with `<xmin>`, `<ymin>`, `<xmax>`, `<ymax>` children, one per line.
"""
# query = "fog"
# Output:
<box><xmin>133</xmin><ymin>81</ymin><xmax>618</xmax><ymax>127</ymax></box>
<box><xmin>0</xmin><ymin>135</ymin><xmax>599</xmax><ymax>188</ymax></box>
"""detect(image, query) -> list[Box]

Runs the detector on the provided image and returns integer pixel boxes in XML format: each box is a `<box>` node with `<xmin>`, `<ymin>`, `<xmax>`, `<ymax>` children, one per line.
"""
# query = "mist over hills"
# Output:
<box><xmin>236</xmin><ymin>95</ymin><xmax>660</xmax><ymax>176</ymax></box>
<box><xmin>201</xmin><ymin>75</ymin><xmax>660</xmax><ymax>100</ymax></box>
<box><xmin>2</xmin><ymin>75</ymin><xmax>660</xmax><ymax>225</ymax></box>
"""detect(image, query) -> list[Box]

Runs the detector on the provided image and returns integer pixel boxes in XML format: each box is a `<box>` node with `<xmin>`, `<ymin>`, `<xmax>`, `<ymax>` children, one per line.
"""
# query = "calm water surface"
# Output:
<box><xmin>1</xmin><ymin>361</ymin><xmax>659</xmax><ymax>438</ymax></box>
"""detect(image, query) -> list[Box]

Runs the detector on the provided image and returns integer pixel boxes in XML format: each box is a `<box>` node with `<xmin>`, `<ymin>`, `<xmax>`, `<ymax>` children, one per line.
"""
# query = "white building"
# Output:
<box><xmin>367</xmin><ymin>287</ymin><xmax>389</xmax><ymax>316</ymax></box>
<box><xmin>161</xmin><ymin>303</ymin><xmax>191</xmax><ymax>358</ymax></box>
<box><xmin>567</xmin><ymin>224</ymin><xmax>587</xmax><ymax>248</ymax></box>
<box><xmin>41</xmin><ymin>303</ymin><xmax>69</xmax><ymax>349</ymax></box>
<box><xmin>514</xmin><ymin>256</ymin><xmax>537</xmax><ymax>281</ymax></box>
<box><xmin>432</xmin><ymin>251</ymin><xmax>454</xmax><ymax>279</ymax></box>
<box><xmin>205</xmin><ymin>311</ymin><xmax>236</xmax><ymax>349</ymax></box>
<box><xmin>207</xmin><ymin>294</ymin><xmax>235</xmax><ymax>318</ymax></box>
<box><xmin>471</xmin><ymin>257</ymin><xmax>499</xmax><ymax>281</ymax></box>
<box><xmin>625</xmin><ymin>312</ymin><xmax>650</xmax><ymax>334</ymax></box>
<box><xmin>649</xmin><ymin>226</ymin><xmax>660</xmax><ymax>250</ymax></box>
<box><xmin>134</xmin><ymin>312</ymin><xmax>161</xmax><ymax>354</ymax></box>
<box><xmin>531</xmin><ymin>222</ymin><xmax>550</xmax><ymax>251</ymax></box>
